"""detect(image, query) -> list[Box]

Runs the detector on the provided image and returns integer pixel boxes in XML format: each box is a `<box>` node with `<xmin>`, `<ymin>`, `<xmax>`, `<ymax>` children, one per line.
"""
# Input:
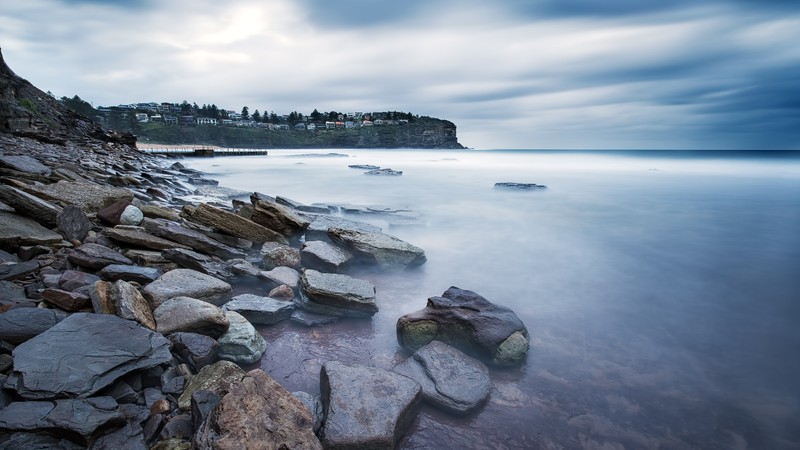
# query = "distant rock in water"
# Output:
<box><xmin>348</xmin><ymin>164</ymin><xmax>380</xmax><ymax>170</ymax></box>
<box><xmin>366</xmin><ymin>168</ymin><xmax>403</xmax><ymax>176</ymax></box>
<box><xmin>285</xmin><ymin>153</ymin><xmax>349</xmax><ymax>158</ymax></box>
<box><xmin>494</xmin><ymin>182</ymin><xmax>546</xmax><ymax>190</ymax></box>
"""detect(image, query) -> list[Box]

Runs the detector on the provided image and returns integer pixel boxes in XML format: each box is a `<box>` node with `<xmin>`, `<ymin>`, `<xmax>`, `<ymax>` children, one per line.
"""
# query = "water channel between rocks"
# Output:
<box><xmin>185</xmin><ymin>149</ymin><xmax>800</xmax><ymax>449</ymax></box>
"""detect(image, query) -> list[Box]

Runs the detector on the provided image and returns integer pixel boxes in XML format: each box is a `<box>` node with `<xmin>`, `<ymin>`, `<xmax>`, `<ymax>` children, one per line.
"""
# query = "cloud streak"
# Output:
<box><xmin>1</xmin><ymin>0</ymin><xmax>798</xmax><ymax>149</ymax></box>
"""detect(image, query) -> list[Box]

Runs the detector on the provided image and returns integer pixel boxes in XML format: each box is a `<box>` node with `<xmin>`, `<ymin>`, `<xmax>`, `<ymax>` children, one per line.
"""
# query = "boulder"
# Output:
<box><xmin>328</xmin><ymin>227</ymin><xmax>426</xmax><ymax>271</ymax></box>
<box><xmin>161</xmin><ymin>248</ymin><xmax>235</xmax><ymax>282</ymax></box>
<box><xmin>194</xmin><ymin>369</ymin><xmax>322</xmax><ymax>450</ymax></box>
<box><xmin>259</xmin><ymin>242</ymin><xmax>300</xmax><ymax>269</ymax></box>
<box><xmin>6</xmin><ymin>313</ymin><xmax>172</xmax><ymax>399</ymax></box>
<box><xmin>0</xmin><ymin>155</ymin><xmax>51</xmax><ymax>175</ymax></box>
<box><xmin>0</xmin><ymin>211</ymin><xmax>63</xmax><ymax>250</ymax></box>
<box><xmin>0</xmin><ymin>184</ymin><xmax>62</xmax><ymax>228</ymax></box>
<box><xmin>97</xmin><ymin>200</ymin><xmax>132</xmax><ymax>226</ymax></box>
<box><xmin>301</xmin><ymin>240</ymin><xmax>353</xmax><ymax>273</ymax></box>
<box><xmin>42</xmin><ymin>288</ymin><xmax>91</xmax><ymax>311</ymax></box>
<box><xmin>90</xmin><ymin>280</ymin><xmax>157</xmax><ymax>330</ymax></box>
<box><xmin>139</xmin><ymin>204</ymin><xmax>181</xmax><ymax>222</ymax></box>
<box><xmin>69</xmin><ymin>243</ymin><xmax>133</xmax><ymax>270</ymax></box>
<box><xmin>56</xmin><ymin>205</ymin><xmax>93</xmax><ymax>242</ymax></box>
<box><xmin>304</xmin><ymin>215</ymin><xmax>381</xmax><ymax>243</ymax></box>
<box><xmin>0</xmin><ymin>397</ymin><xmax>125</xmax><ymax>445</ymax></box>
<box><xmin>396</xmin><ymin>287</ymin><xmax>530</xmax><ymax>366</ymax></box>
<box><xmin>99</xmin><ymin>264</ymin><xmax>161</xmax><ymax>284</ymax></box>
<box><xmin>298</xmin><ymin>269</ymin><xmax>377</xmax><ymax>317</ymax></box>
<box><xmin>58</xmin><ymin>270</ymin><xmax>102</xmax><ymax>291</ymax></box>
<box><xmin>216</xmin><ymin>311</ymin><xmax>267</xmax><ymax>365</ymax></box>
<box><xmin>120</xmin><ymin>205</ymin><xmax>144</xmax><ymax>226</ymax></box>
<box><xmin>177</xmin><ymin>361</ymin><xmax>245</xmax><ymax>411</ymax></box>
<box><xmin>143</xmin><ymin>218</ymin><xmax>246</xmax><ymax>260</ymax></box>
<box><xmin>0</xmin><ymin>308</ymin><xmax>66</xmax><ymax>344</ymax></box>
<box><xmin>143</xmin><ymin>269</ymin><xmax>232</xmax><ymax>309</ymax></box>
<box><xmin>104</xmin><ymin>226</ymin><xmax>190</xmax><ymax>251</ymax></box>
<box><xmin>222</xmin><ymin>294</ymin><xmax>295</xmax><ymax>325</ymax></box>
<box><xmin>320</xmin><ymin>361</ymin><xmax>422</xmax><ymax>450</ymax></box>
<box><xmin>168</xmin><ymin>332</ymin><xmax>220</xmax><ymax>372</ymax></box>
<box><xmin>268</xmin><ymin>284</ymin><xmax>295</xmax><ymax>301</ymax></box>
<box><xmin>250</xmin><ymin>193</ymin><xmax>310</xmax><ymax>237</ymax></box>
<box><xmin>188</xmin><ymin>203</ymin><xmax>288</xmax><ymax>245</ymax></box>
<box><xmin>393</xmin><ymin>340</ymin><xmax>491</xmax><ymax>415</ymax></box>
<box><xmin>260</xmin><ymin>266</ymin><xmax>300</xmax><ymax>289</ymax></box>
<box><xmin>154</xmin><ymin>296</ymin><xmax>229</xmax><ymax>338</ymax></box>
<box><xmin>28</xmin><ymin>180</ymin><xmax>133</xmax><ymax>212</ymax></box>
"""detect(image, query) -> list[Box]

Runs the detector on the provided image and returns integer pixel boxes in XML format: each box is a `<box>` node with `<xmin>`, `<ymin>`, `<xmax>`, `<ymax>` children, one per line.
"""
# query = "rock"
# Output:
<box><xmin>139</xmin><ymin>204</ymin><xmax>181</xmax><ymax>222</ymax></box>
<box><xmin>290</xmin><ymin>309</ymin><xmax>339</xmax><ymax>327</ymax></box>
<box><xmin>0</xmin><ymin>308</ymin><xmax>66</xmax><ymax>344</ymax></box>
<box><xmin>216</xmin><ymin>311</ymin><xmax>267</xmax><ymax>365</ymax></box>
<box><xmin>90</xmin><ymin>280</ymin><xmax>157</xmax><ymax>330</ymax></box>
<box><xmin>17</xmin><ymin>244</ymin><xmax>50</xmax><ymax>261</ymax></box>
<box><xmin>6</xmin><ymin>313</ymin><xmax>172</xmax><ymax>399</ymax></box>
<box><xmin>154</xmin><ymin>296</ymin><xmax>229</xmax><ymax>338</ymax></box>
<box><xmin>159</xmin><ymin>414</ymin><xmax>193</xmax><ymax>441</ymax></box>
<box><xmin>143</xmin><ymin>269</ymin><xmax>232</xmax><ymax>309</ymax></box>
<box><xmin>348</xmin><ymin>164</ymin><xmax>380</xmax><ymax>170</ymax></box>
<box><xmin>161</xmin><ymin>248</ymin><xmax>235</xmax><ymax>282</ymax></box>
<box><xmin>143</xmin><ymin>218</ymin><xmax>246</xmax><ymax>260</ymax></box>
<box><xmin>292</xmin><ymin>391</ymin><xmax>324</xmax><ymax>432</ymax></box>
<box><xmin>97</xmin><ymin>200</ymin><xmax>131</xmax><ymax>225</ymax></box>
<box><xmin>328</xmin><ymin>227</ymin><xmax>426</xmax><ymax>271</ymax></box>
<box><xmin>260</xmin><ymin>242</ymin><xmax>300</xmax><ymax>269</ymax></box>
<box><xmin>250</xmin><ymin>193</ymin><xmax>310</xmax><ymax>237</ymax></box>
<box><xmin>89</xmin><ymin>421</ymin><xmax>148</xmax><ymax>450</ymax></box>
<box><xmin>298</xmin><ymin>269</ymin><xmax>377</xmax><ymax>317</ymax></box>
<box><xmin>301</xmin><ymin>240</ymin><xmax>353</xmax><ymax>273</ymax></box>
<box><xmin>120</xmin><ymin>205</ymin><xmax>144</xmax><ymax>225</ymax></box>
<box><xmin>396</xmin><ymin>287</ymin><xmax>530</xmax><ymax>366</ymax></box>
<box><xmin>304</xmin><ymin>214</ymin><xmax>381</xmax><ymax>243</ymax></box>
<box><xmin>320</xmin><ymin>361</ymin><xmax>422</xmax><ymax>450</ymax></box>
<box><xmin>177</xmin><ymin>361</ymin><xmax>245</xmax><ymax>411</ymax></box>
<box><xmin>392</xmin><ymin>340</ymin><xmax>491</xmax><ymax>415</ymax></box>
<box><xmin>42</xmin><ymin>288</ymin><xmax>91</xmax><ymax>311</ymax></box>
<box><xmin>188</xmin><ymin>203</ymin><xmax>288</xmax><ymax>245</ymax></box>
<box><xmin>0</xmin><ymin>432</ymin><xmax>84</xmax><ymax>449</ymax></box>
<box><xmin>125</xmin><ymin>249</ymin><xmax>171</xmax><ymax>266</ymax></box>
<box><xmin>0</xmin><ymin>280</ymin><xmax>25</xmax><ymax>300</ymax></box>
<box><xmin>191</xmin><ymin>390</ymin><xmax>220</xmax><ymax>436</ymax></box>
<box><xmin>226</xmin><ymin>259</ymin><xmax>261</xmax><ymax>280</ymax></box>
<box><xmin>104</xmin><ymin>226</ymin><xmax>190</xmax><ymax>251</ymax></box>
<box><xmin>194</xmin><ymin>369</ymin><xmax>322</xmax><ymax>450</ymax></box>
<box><xmin>494</xmin><ymin>182</ymin><xmax>547</xmax><ymax>190</ymax></box>
<box><xmin>28</xmin><ymin>180</ymin><xmax>133</xmax><ymax>212</ymax></box>
<box><xmin>0</xmin><ymin>184</ymin><xmax>62</xmax><ymax>228</ymax></box>
<box><xmin>0</xmin><ymin>397</ymin><xmax>125</xmax><ymax>445</ymax></box>
<box><xmin>268</xmin><ymin>284</ymin><xmax>295</xmax><ymax>301</ymax></box>
<box><xmin>99</xmin><ymin>264</ymin><xmax>161</xmax><ymax>284</ymax></box>
<box><xmin>69</xmin><ymin>243</ymin><xmax>133</xmax><ymax>270</ymax></box>
<box><xmin>0</xmin><ymin>211</ymin><xmax>63</xmax><ymax>250</ymax></box>
<box><xmin>260</xmin><ymin>266</ymin><xmax>300</xmax><ymax>290</ymax></box>
<box><xmin>56</xmin><ymin>205</ymin><xmax>93</xmax><ymax>242</ymax></box>
<box><xmin>58</xmin><ymin>269</ymin><xmax>101</xmax><ymax>291</ymax></box>
<box><xmin>0</xmin><ymin>155</ymin><xmax>51</xmax><ymax>175</ymax></box>
<box><xmin>222</xmin><ymin>294</ymin><xmax>295</xmax><ymax>325</ymax></box>
<box><xmin>0</xmin><ymin>260</ymin><xmax>39</xmax><ymax>281</ymax></box>
<box><xmin>365</xmin><ymin>168</ymin><xmax>403</xmax><ymax>176</ymax></box>
<box><xmin>168</xmin><ymin>332</ymin><xmax>220</xmax><ymax>372</ymax></box>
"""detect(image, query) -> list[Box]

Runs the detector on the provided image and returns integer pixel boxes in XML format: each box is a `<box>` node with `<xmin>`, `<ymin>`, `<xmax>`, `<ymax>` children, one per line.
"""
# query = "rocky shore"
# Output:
<box><xmin>0</xmin><ymin>48</ymin><xmax>530</xmax><ymax>449</ymax></box>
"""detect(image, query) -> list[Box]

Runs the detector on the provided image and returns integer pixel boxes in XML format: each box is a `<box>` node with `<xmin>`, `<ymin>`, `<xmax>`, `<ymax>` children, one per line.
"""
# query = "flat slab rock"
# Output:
<box><xmin>298</xmin><ymin>269</ymin><xmax>377</xmax><ymax>317</ymax></box>
<box><xmin>222</xmin><ymin>293</ymin><xmax>295</xmax><ymax>325</ymax></box>
<box><xmin>393</xmin><ymin>340</ymin><xmax>491</xmax><ymax>415</ymax></box>
<box><xmin>28</xmin><ymin>180</ymin><xmax>133</xmax><ymax>212</ymax></box>
<box><xmin>396</xmin><ymin>286</ymin><xmax>530</xmax><ymax>366</ymax></box>
<box><xmin>0</xmin><ymin>308</ymin><xmax>67</xmax><ymax>344</ymax></box>
<box><xmin>0</xmin><ymin>211</ymin><xmax>63</xmax><ymax>250</ymax></box>
<box><xmin>328</xmin><ymin>227</ymin><xmax>426</xmax><ymax>271</ymax></box>
<box><xmin>320</xmin><ymin>361</ymin><xmax>422</xmax><ymax>450</ymax></box>
<box><xmin>143</xmin><ymin>268</ymin><xmax>232</xmax><ymax>309</ymax></box>
<box><xmin>68</xmin><ymin>242</ymin><xmax>133</xmax><ymax>270</ymax></box>
<box><xmin>5</xmin><ymin>313</ymin><xmax>172</xmax><ymax>400</ymax></box>
<box><xmin>494</xmin><ymin>182</ymin><xmax>547</xmax><ymax>190</ymax></box>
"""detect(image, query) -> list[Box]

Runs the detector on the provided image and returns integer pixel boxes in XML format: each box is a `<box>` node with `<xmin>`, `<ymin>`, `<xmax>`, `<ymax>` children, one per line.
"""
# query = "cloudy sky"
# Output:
<box><xmin>1</xmin><ymin>0</ymin><xmax>798</xmax><ymax>149</ymax></box>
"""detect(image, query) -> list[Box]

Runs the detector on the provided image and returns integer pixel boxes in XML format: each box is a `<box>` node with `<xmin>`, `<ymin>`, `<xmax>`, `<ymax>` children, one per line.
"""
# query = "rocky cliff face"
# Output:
<box><xmin>0</xmin><ymin>47</ymin><xmax>135</xmax><ymax>146</ymax></box>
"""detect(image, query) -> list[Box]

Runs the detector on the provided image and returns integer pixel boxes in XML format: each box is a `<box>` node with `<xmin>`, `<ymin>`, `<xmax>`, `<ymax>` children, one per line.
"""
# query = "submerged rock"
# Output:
<box><xmin>365</xmin><ymin>168</ymin><xmax>403</xmax><ymax>176</ymax></box>
<box><xmin>298</xmin><ymin>269</ymin><xmax>377</xmax><ymax>317</ymax></box>
<box><xmin>328</xmin><ymin>227</ymin><xmax>426</xmax><ymax>271</ymax></box>
<box><xmin>494</xmin><ymin>182</ymin><xmax>547</xmax><ymax>190</ymax></box>
<box><xmin>396</xmin><ymin>287</ymin><xmax>530</xmax><ymax>366</ymax></box>
<box><xmin>222</xmin><ymin>294</ymin><xmax>295</xmax><ymax>325</ymax></box>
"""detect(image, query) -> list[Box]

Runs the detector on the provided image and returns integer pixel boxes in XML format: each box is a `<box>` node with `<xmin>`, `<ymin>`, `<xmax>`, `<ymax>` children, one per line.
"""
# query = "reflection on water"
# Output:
<box><xmin>188</xmin><ymin>150</ymin><xmax>800</xmax><ymax>449</ymax></box>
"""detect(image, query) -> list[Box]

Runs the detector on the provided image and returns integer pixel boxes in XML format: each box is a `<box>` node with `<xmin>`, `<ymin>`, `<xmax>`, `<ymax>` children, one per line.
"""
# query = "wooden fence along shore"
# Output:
<box><xmin>139</xmin><ymin>146</ymin><xmax>269</xmax><ymax>157</ymax></box>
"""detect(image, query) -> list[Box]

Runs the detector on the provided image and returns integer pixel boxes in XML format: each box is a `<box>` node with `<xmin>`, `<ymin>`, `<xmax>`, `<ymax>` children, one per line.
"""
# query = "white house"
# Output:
<box><xmin>135</xmin><ymin>113</ymin><xmax>149</xmax><ymax>123</ymax></box>
<box><xmin>196</xmin><ymin>117</ymin><xmax>218</xmax><ymax>125</ymax></box>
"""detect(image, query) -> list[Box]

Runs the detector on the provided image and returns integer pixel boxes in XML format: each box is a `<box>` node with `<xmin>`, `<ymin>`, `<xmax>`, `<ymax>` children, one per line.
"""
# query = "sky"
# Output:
<box><xmin>1</xmin><ymin>0</ymin><xmax>798</xmax><ymax>149</ymax></box>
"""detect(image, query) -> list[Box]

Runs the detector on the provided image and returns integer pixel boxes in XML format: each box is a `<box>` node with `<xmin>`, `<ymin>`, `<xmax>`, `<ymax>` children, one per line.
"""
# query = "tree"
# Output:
<box><xmin>252</xmin><ymin>109</ymin><xmax>261</xmax><ymax>122</ymax></box>
<box><xmin>180</xmin><ymin>100</ymin><xmax>191</xmax><ymax>114</ymax></box>
<box><xmin>241</xmin><ymin>106</ymin><xmax>249</xmax><ymax>120</ymax></box>
<box><xmin>270</xmin><ymin>112</ymin><xmax>278</xmax><ymax>123</ymax></box>
<box><xmin>210</xmin><ymin>104</ymin><xmax>219</xmax><ymax>118</ymax></box>
<box><xmin>310</xmin><ymin>109</ymin><xmax>322</xmax><ymax>121</ymax></box>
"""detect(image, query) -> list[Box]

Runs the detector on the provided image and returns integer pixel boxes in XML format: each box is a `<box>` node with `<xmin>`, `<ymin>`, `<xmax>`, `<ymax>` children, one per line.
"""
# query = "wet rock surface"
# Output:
<box><xmin>494</xmin><ymin>181</ymin><xmax>547</xmax><ymax>190</ymax></box>
<box><xmin>215</xmin><ymin>310</ymin><xmax>267</xmax><ymax>364</ymax></box>
<box><xmin>328</xmin><ymin>227</ymin><xmax>426</xmax><ymax>271</ymax></box>
<box><xmin>298</xmin><ymin>269</ymin><xmax>377</xmax><ymax>317</ymax></box>
<box><xmin>222</xmin><ymin>293</ymin><xmax>295</xmax><ymax>325</ymax></box>
<box><xmin>143</xmin><ymin>268</ymin><xmax>232</xmax><ymax>308</ymax></box>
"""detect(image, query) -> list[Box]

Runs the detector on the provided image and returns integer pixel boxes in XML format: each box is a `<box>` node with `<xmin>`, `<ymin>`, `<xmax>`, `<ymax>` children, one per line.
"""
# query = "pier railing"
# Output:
<box><xmin>139</xmin><ymin>146</ymin><xmax>269</xmax><ymax>157</ymax></box>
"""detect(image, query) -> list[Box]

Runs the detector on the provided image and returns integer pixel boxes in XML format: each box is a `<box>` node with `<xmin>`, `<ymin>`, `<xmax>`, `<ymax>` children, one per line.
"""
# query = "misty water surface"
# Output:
<box><xmin>185</xmin><ymin>150</ymin><xmax>800</xmax><ymax>449</ymax></box>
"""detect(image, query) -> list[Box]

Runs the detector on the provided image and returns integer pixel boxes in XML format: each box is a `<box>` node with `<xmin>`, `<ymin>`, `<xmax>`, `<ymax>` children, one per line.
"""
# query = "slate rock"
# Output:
<box><xmin>99</xmin><ymin>264</ymin><xmax>161</xmax><ymax>284</ymax></box>
<box><xmin>6</xmin><ymin>313</ymin><xmax>172</xmax><ymax>399</ymax></box>
<box><xmin>328</xmin><ymin>227</ymin><xmax>426</xmax><ymax>271</ymax></box>
<box><xmin>194</xmin><ymin>369</ymin><xmax>322</xmax><ymax>450</ymax></box>
<box><xmin>298</xmin><ymin>269</ymin><xmax>377</xmax><ymax>317</ymax></box>
<box><xmin>177</xmin><ymin>361</ymin><xmax>245</xmax><ymax>411</ymax></box>
<box><xmin>58</xmin><ymin>269</ymin><xmax>102</xmax><ymax>291</ymax></box>
<box><xmin>396</xmin><ymin>286</ymin><xmax>530</xmax><ymax>366</ymax></box>
<box><xmin>222</xmin><ymin>294</ymin><xmax>295</xmax><ymax>325</ymax></box>
<box><xmin>56</xmin><ymin>205</ymin><xmax>93</xmax><ymax>242</ymax></box>
<box><xmin>88</xmin><ymin>421</ymin><xmax>148</xmax><ymax>450</ymax></box>
<box><xmin>261</xmin><ymin>266</ymin><xmax>300</xmax><ymax>289</ymax></box>
<box><xmin>159</xmin><ymin>414</ymin><xmax>193</xmax><ymax>441</ymax></box>
<box><xmin>0</xmin><ymin>155</ymin><xmax>51</xmax><ymax>175</ymax></box>
<box><xmin>143</xmin><ymin>269</ymin><xmax>232</xmax><ymax>309</ymax></box>
<box><xmin>190</xmin><ymin>390</ymin><xmax>220</xmax><ymax>435</ymax></box>
<box><xmin>139</xmin><ymin>204</ymin><xmax>181</xmax><ymax>222</ymax></box>
<box><xmin>304</xmin><ymin>214</ymin><xmax>381</xmax><ymax>243</ymax></box>
<box><xmin>216</xmin><ymin>311</ymin><xmax>267</xmax><ymax>365</ymax></box>
<box><xmin>41</xmin><ymin>288</ymin><xmax>91</xmax><ymax>311</ymax></box>
<box><xmin>0</xmin><ymin>184</ymin><xmax>62</xmax><ymax>228</ymax></box>
<box><xmin>69</xmin><ymin>243</ymin><xmax>133</xmax><ymax>270</ymax></box>
<box><xmin>320</xmin><ymin>361</ymin><xmax>422</xmax><ymax>450</ymax></box>
<box><xmin>494</xmin><ymin>182</ymin><xmax>547</xmax><ymax>190</ymax></box>
<box><xmin>143</xmin><ymin>218</ymin><xmax>246</xmax><ymax>260</ymax></box>
<box><xmin>0</xmin><ymin>260</ymin><xmax>39</xmax><ymax>281</ymax></box>
<box><xmin>90</xmin><ymin>280</ymin><xmax>157</xmax><ymax>330</ymax></box>
<box><xmin>250</xmin><ymin>193</ymin><xmax>310</xmax><ymax>238</ymax></box>
<box><xmin>292</xmin><ymin>391</ymin><xmax>323</xmax><ymax>433</ymax></box>
<box><xmin>154</xmin><ymin>296</ymin><xmax>229</xmax><ymax>338</ymax></box>
<box><xmin>168</xmin><ymin>332</ymin><xmax>220</xmax><ymax>372</ymax></box>
<box><xmin>161</xmin><ymin>248</ymin><xmax>235</xmax><ymax>282</ymax></box>
<box><xmin>28</xmin><ymin>181</ymin><xmax>133</xmax><ymax>212</ymax></box>
<box><xmin>188</xmin><ymin>203</ymin><xmax>288</xmax><ymax>245</ymax></box>
<box><xmin>0</xmin><ymin>308</ymin><xmax>66</xmax><ymax>344</ymax></box>
<box><xmin>0</xmin><ymin>211</ymin><xmax>63</xmax><ymax>250</ymax></box>
<box><xmin>290</xmin><ymin>309</ymin><xmax>339</xmax><ymax>327</ymax></box>
<box><xmin>0</xmin><ymin>396</ymin><xmax>125</xmax><ymax>445</ymax></box>
<box><xmin>301</xmin><ymin>240</ymin><xmax>353</xmax><ymax>273</ymax></box>
<box><xmin>97</xmin><ymin>200</ymin><xmax>132</xmax><ymax>226</ymax></box>
<box><xmin>260</xmin><ymin>242</ymin><xmax>300</xmax><ymax>269</ymax></box>
<box><xmin>105</xmin><ymin>226</ymin><xmax>190</xmax><ymax>251</ymax></box>
<box><xmin>365</xmin><ymin>168</ymin><xmax>403</xmax><ymax>176</ymax></box>
<box><xmin>0</xmin><ymin>431</ymin><xmax>84</xmax><ymax>449</ymax></box>
<box><xmin>393</xmin><ymin>340</ymin><xmax>491</xmax><ymax>415</ymax></box>
<box><xmin>268</xmin><ymin>284</ymin><xmax>295</xmax><ymax>301</ymax></box>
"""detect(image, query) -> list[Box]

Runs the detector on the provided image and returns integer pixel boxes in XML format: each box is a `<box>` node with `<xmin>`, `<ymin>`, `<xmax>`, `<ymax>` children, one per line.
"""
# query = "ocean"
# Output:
<box><xmin>184</xmin><ymin>149</ymin><xmax>800</xmax><ymax>449</ymax></box>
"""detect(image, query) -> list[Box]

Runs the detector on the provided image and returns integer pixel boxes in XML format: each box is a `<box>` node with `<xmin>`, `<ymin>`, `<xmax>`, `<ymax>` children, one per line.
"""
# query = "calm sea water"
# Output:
<box><xmin>185</xmin><ymin>150</ymin><xmax>800</xmax><ymax>449</ymax></box>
